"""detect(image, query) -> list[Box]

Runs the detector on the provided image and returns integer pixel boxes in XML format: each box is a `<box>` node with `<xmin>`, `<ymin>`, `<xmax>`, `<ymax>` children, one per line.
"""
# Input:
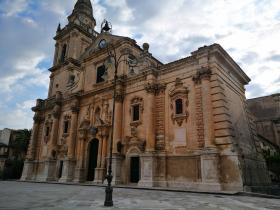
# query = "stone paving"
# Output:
<box><xmin>0</xmin><ymin>181</ymin><xmax>279</xmax><ymax>210</ymax></box>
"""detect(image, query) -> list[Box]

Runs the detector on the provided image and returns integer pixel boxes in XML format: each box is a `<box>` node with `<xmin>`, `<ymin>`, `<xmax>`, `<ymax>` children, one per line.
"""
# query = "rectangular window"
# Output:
<box><xmin>132</xmin><ymin>104</ymin><xmax>140</xmax><ymax>121</ymax></box>
<box><xmin>64</xmin><ymin>121</ymin><xmax>69</xmax><ymax>134</ymax></box>
<box><xmin>96</xmin><ymin>65</ymin><xmax>106</xmax><ymax>83</ymax></box>
<box><xmin>175</xmin><ymin>99</ymin><xmax>183</xmax><ymax>115</ymax></box>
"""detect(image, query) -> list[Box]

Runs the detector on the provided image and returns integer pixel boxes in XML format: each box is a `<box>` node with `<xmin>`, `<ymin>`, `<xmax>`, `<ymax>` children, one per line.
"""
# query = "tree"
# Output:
<box><xmin>10</xmin><ymin>129</ymin><xmax>32</xmax><ymax>159</ymax></box>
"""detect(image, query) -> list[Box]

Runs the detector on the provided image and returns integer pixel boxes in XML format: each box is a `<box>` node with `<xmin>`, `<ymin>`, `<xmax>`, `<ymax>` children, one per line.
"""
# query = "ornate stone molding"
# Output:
<box><xmin>130</xmin><ymin>96</ymin><xmax>144</xmax><ymax>127</ymax></box>
<box><xmin>115</xmin><ymin>91</ymin><xmax>124</xmax><ymax>102</ymax></box>
<box><xmin>169</xmin><ymin>78</ymin><xmax>189</xmax><ymax>126</ymax></box>
<box><xmin>145</xmin><ymin>82</ymin><xmax>166</xmax><ymax>95</ymax></box>
<box><xmin>33</xmin><ymin>113</ymin><xmax>44</xmax><ymax>123</ymax></box>
<box><xmin>52</xmin><ymin>105</ymin><xmax>61</xmax><ymax>119</ymax></box>
<box><xmin>192</xmin><ymin>67</ymin><xmax>212</xmax><ymax>84</ymax></box>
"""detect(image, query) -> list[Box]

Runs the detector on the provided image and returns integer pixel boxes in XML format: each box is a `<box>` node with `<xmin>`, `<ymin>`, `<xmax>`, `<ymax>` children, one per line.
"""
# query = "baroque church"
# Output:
<box><xmin>21</xmin><ymin>0</ymin><xmax>271</xmax><ymax>191</ymax></box>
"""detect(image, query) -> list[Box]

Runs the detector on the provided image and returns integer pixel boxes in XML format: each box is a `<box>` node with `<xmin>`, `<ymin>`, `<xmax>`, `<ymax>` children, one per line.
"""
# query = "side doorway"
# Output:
<box><xmin>87</xmin><ymin>139</ymin><xmax>99</xmax><ymax>181</ymax></box>
<box><xmin>130</xmin><ymin>156</ymin><xmax>140</xmax><ymax>183</ymax></box>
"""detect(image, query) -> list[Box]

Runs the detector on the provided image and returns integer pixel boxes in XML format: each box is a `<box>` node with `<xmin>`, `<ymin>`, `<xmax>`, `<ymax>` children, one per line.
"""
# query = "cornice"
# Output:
<box><xmin>54</xmin><ymin>23</ymin><xmax>98</xmax><ymax>41</ymax></box>
<box><xmin>49</xmin><ymin>58</ymin><xmax>81</xmax><ymax>73</ymax></box>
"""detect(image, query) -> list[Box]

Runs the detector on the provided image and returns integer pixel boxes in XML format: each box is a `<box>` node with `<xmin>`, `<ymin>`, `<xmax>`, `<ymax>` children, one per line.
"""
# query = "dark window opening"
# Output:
<box><xmin>132</xmin><ymin>104</ymin><xmax>140</xmax><ymax>121</ymax></box>
<box><xmin>96</xmin><ymin>65</ymin><xmax>106</xmax><ymax>83</ymax></box>
<box><xmin>175</xmin><ymin>98</ymin><xmax>183</xmax><ymax>115</ymax></box>
<box><xmin>45</xmin><ymin>127</ymin><xmax>50</xmax><ymax>137</ymax></box>
<box><xmin>64</xmin><ymin>121</ymin><xmax>69</xmax><ymax>134</ymax></box>
<box><xmin>60</xmin><ymin>44</ymin><xmax>67</xmax><ymax>63</ymax></box>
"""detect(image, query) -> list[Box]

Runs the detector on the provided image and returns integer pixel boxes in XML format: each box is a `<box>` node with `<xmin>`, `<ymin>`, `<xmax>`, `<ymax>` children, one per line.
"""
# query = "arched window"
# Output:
<box><xmin>60</xmin><ymin>44</ymin><xmax>67</xmax><ymax>63</ymax></box>
<box><xmin>96</xmin><ymin>65</ymin><xmax>106</xmax><ymax>83</ymax></box>
<box><xmin>175</xmin><ymin>98</ymin><xmax>183</xmax><ymax>115</ymax></box>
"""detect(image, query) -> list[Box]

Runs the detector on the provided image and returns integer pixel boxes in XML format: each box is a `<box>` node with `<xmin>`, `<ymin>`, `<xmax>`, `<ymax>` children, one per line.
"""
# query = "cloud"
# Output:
<box><xmin>0</xmin><ymin>100</ymin><xmax>34</xmax><ymax>129</ymax></box>
<box><xmin>0</xmin><ymin>0</ymin><xmax>29</xmax><ymax>17</ymax></box>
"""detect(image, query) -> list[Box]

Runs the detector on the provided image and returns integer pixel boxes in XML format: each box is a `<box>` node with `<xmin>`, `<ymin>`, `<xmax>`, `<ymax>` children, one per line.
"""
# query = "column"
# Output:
<box><xmin>43</xmin><ymin>92</ymin><xmax>62</xmax><ymax>181</ymax></box>
<box><xmin>101</xmin><ymin>135</ymin><xmax>108</xmax><ymax>168</ymax></box>
<box><xmin>73</xmin><ymin>137</ymin><xmax>86</xmax><ymax>183</ymax></box>
<box><xmin>59</xmin><ymin>105</ymin><xmax>79</xmax><ymax>182</ymax></box>
<box><xmin>139</xmin><ymin>76</ymin><xmax>157</xmax><ymax>187</ymax></box>
<box><xmin>196</xmin><ymin>68</ymin><xmax>221</xmax><ymax>190</ymax></box>
<box><xmin>93</xmin><ymin>138</ymin><xmax>104</xmax><ymax>184</ymax></box>
<box><xmin>21</xmin><ymin>109</ymin><xmax>42</xmax><ymax>181</ymax></box>
<box><xmin>145</xmin><ymin>86</ymin><xmax>156</xmax><ymax>152</ymax></box>
<box><xmin>110</xmin><ymin>89</ymin><xmax>124</xmax><ymax>185</ymax></box>
<box><xmin>112</xmin><ymin>93</ymin><xmax>123</xmax><ymax>154</ymax></box>
<box><xmin>201</xmin><ymin>73</ymin><xmax>215</xmax><ymax>148</ymax></box>
<box><xmin>68</xmin><ymin>106</ymin><xmax>79</xmax><ymax>159</ymax></box>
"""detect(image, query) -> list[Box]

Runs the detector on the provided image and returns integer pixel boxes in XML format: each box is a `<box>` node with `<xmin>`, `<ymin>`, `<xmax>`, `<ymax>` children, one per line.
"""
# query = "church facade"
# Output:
<box><xmin>21</xmin><ymin>0</ymin><xmax>271</xmax><ymax>191</ymax></box>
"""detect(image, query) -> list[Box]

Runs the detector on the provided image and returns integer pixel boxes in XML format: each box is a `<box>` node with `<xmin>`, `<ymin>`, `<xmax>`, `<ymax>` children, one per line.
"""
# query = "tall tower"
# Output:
<box><xmin>52</xmin><ymin>0</ymin><xmax>97</xmax><ymax>66</ymax></box>
<box><xmin>49</xmin><ymin>0</ymin><xmax>98</xmax><ymax>98</ymax></box>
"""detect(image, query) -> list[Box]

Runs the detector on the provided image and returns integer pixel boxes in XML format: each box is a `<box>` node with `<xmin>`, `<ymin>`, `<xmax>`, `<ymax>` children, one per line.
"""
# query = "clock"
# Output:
<box><xmin>78</xmin><ymin>14</ymin><xmax>85</xmax><ymax>23</ymax></box>
<box><xmin>99</xmin><ymin>39</ymin><xmax>107</xmax><ymax>49</ymax></box>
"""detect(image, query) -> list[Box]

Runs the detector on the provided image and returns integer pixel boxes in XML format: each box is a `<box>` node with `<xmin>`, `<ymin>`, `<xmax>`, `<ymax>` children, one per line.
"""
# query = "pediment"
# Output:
<box><xmin>79</xmin><ymin>33</ymin><xmax>129</xmax><ymax>61</ymax></box>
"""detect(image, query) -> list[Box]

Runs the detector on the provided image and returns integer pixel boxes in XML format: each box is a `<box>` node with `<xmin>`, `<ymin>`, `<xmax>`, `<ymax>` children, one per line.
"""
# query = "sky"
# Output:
<box><xmin>0</xmin><ymin>0</ymin><xmax>280</xmax><ymax>130</ymax></box>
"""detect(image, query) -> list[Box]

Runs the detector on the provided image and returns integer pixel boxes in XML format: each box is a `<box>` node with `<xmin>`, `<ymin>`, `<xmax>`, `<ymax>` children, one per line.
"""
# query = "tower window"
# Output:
<box><xmin>60</xmin><ymin>44</ymin><xmax>67</xmax><ymax>63</ymax></box>
<box><xmin>64</xmin><ymin>121</ymin><xmax>69</xmax><ymax>134</ymax></box>
<box><xmin>96</xmin><ymin>65</ymin><xmax>106</xmax><ymax>83</ymax></box>
<box><xmin>132</xmin><ymin>104</ymin><xmax>140</xmax><ymax>121</ymax></box>
<box><xmin>175</xmin><ymin>98</ymin><xmax>183</xmax><ymax>115</ymax></box>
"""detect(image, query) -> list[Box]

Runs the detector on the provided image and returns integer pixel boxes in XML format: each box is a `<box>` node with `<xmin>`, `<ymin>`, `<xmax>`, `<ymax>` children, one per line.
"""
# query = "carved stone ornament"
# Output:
<box><xmin>33</xmin><ymin>113</ymin><xmax>44</xmax><ymax>123</ymax></box>
<box><xmin>115</xmin><ymin>91</ymin><xmax>124</xmax><ymax>102</ymax></box>
<box><xmin>169</xmin><ymin>78</ymin><xmax>189</xmax><ymax>126</ymax></box>
<box><xmin>145</xmin><ymin>82</ymin><xmax>166</xmax><ymax>95</ymax></box>
<box><xmin>43</xmin><ymin>116</ymin><xmax>53</xmax><ymax>144</ymax></box>
<box><xmin>192</xmin><ymin>67</ymin><xmax>212</xmax><ymax>84</ymax></box>
<box><xmin>52</xmin><ymin>105</ymin><xmax>61</xmax><ymax>118</ymax></box>
<box><xmin>78</xmin><ymin>119</ymin><xmax>91</xmax><ymax>139</ymax></box>
<box><xmin>130</xmin><ymin>97</ymin><xmax>144</xmax><ymax>127</ymax></box>
<box><xmin>124</xmin><ymin>136</ymin><xmax>146</xmax><ymax>153</ymax></box>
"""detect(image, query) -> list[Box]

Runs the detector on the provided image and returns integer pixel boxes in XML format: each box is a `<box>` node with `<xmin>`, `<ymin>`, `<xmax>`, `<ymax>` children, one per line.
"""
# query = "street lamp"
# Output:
<box><xmin>103</xmin><ymin>40</ymin><xmax>136</xmax><ymax>207</ymax></box>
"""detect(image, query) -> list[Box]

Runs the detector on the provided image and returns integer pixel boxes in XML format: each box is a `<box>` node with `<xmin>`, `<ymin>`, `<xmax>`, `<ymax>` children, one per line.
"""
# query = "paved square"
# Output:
<box><xmin>0</xmin><ymin>181</ymin><xmax>279</xmax><ymax>210</ymax></box>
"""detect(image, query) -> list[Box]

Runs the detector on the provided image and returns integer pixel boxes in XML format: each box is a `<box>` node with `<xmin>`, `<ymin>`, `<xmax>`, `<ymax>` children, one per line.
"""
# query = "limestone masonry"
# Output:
<box><xmin>21</xmin><ymin>0</ymin><xmax>271</xmax><ymax>191</ymax></box>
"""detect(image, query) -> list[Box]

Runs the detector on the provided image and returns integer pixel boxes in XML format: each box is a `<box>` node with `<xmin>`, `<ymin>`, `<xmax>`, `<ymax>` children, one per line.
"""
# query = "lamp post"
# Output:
<box><xmin>103</xmin><ymin>41</ymin><xmax>136</xmax><ymax>207</ymax></box>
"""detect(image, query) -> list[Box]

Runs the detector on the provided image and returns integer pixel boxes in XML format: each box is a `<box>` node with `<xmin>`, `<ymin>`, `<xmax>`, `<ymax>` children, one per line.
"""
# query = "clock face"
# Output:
<box><xmin>78</xmin><ymin>15</ymin><xmax>85</xmax><ymax>23</ymax></box>
<box><xmin>99</xmin><ymin>39</ymin><xmax>107</xmax><ymax>49</ymax></box>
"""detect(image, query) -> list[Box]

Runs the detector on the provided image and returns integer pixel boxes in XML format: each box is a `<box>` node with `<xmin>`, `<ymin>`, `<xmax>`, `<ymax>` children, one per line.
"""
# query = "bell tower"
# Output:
<box><xmin>52</xmin><ymin>0</ymin><xmax>97</xmax><ymax>66</ymax></box>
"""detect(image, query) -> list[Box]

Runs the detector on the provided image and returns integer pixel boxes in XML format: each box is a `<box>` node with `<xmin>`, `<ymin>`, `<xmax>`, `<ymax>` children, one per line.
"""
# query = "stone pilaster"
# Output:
<box><xmin>60</xmin><ymin>99</ymin><xmax>79</xmax><ymax>183</ymax></box>
<box><xmin>73</xmin><ymin>138</ymin><xmax>86</xmax><ymax>183</ymax></box>
<box><xmin>110</xmin><ymin>154</ymin><xmax>124</xmax><ymax>185</ymax></box>
<box><xmin>94</xmin><ymin>128</ymin><xmax>109</xmax><ymax>183</ymax></box>
<box><xmin>200</xmin><ymin>69</ymin><xmax>215</xmax><ymax>148</ymax></box>
<box><xmin>144</xmin><ymin>83</ymin><xmax>157</xmax><ymax>152</ymax></box>
<box><xmin>93</xmin><ymin>138</ymin><xmax>104</xmax><ymax>184</ymax></box>
<box><xmin>138</xmin><ymin>153</ymin><xmax>156</xmax><ymax>187</ymax></box>
<box><xmin>200</xmin><ymin>148</ymin><xmax>222</xmax><ymax>191</ymax></box>
<box><xmin>112</xmin><ymin>89</ymin><xmax>124</xmax><ymax>154</ymax></box>
<box><xmin>21</xmin><ymin>99</ymin><xmax>44</xmax><ymax>181</ymax></box>
<box><xmin>43</xmin><ymin>92</ymin><xmax>62</xmax><ymax>181</ymax></box>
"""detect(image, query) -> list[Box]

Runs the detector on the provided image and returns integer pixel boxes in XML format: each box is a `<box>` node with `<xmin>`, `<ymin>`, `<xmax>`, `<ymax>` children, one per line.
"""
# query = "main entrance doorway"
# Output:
<box><xmin>87</xmin><ymin>139</ymin><xmax>99</xmax><ymax>181</ymax></box>
<box><xmin>130</xmin><ymin>157</ymin><xmax>140</xmax><ymax>183</ymax></box>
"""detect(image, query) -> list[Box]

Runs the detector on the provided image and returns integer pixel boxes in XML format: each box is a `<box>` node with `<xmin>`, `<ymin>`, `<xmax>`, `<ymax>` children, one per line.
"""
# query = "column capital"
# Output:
<box><xmin>52</xmin><ymin>105</ymin><xmax>61</xmax><ymax>119</ymax></box>
<box><xmin>144</xmin><ymin>83</ymin><xmax>166</xmax><ymax>95</ymax></box>
<box><xmin>115</xmin><ymin>92</ymin><xmax>124</xmax><ymax>102</ymax></box>
<box><xmin>192</xmin><ymin>67</ymin><xmax>212</xmax><ymax>84</ymax></box>
<box><xmin>71</xmin><ymin>106</ymin><xmax>80</xmax><ymax>113</ymax></box>
<box><xmin>33</xmin><ymin>113</ymin><xmax>44</xmax><ymax>123</ymax></box>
